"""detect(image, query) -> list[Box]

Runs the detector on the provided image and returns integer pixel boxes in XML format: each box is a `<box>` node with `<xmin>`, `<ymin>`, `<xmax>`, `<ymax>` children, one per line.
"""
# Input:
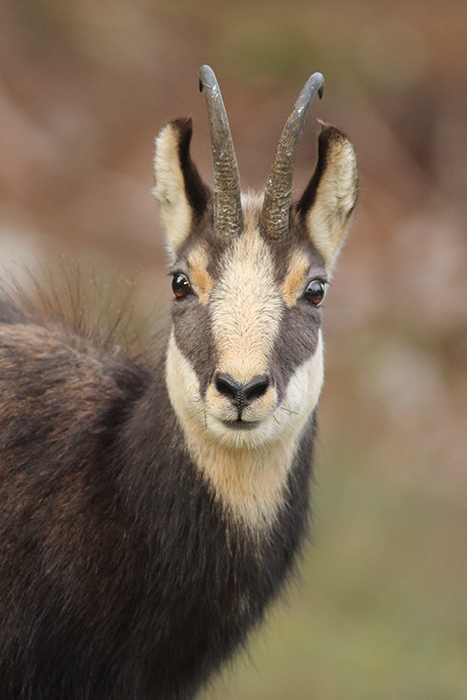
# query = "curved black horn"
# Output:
<box><xmin>260</xmin><ymin>72</ymin><xmax>324</xmax><ymax>239</ymax></box>
<box><xmin>199</xmin><ymin>65</ymin><xmax>243</xmax><ymax>236</ymax></box>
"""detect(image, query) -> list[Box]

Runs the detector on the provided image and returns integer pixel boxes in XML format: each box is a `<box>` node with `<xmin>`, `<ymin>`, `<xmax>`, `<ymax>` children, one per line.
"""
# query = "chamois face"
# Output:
<box><xmin>166</xmin><ymin>194</ymin><xmax>326</xmax><ymax>450</ymax></box>
<box><xmin>155</xmin><ymin>118</ymin><xmax>358</xmax><ymax>456</ymax></box>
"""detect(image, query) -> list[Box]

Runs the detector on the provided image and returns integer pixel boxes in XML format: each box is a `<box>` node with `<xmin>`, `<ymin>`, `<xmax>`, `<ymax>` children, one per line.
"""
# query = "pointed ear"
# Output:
<box><xmin>296</xmin><ymin>124</ymin><xmax>358</xmax><ymax>273</ymax></box>
<box><xmin>154</xmin><ymin>118</ymin><xmax>210</xmax><ymax>262</ymax></box>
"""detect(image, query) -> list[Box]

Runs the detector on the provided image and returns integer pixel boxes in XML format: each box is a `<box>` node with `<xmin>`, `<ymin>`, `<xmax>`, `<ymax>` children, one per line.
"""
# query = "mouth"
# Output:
<box><xmin>221</xmin><ymin>419</ymin><xmax>260</xmax><ymax>431</ymax></box>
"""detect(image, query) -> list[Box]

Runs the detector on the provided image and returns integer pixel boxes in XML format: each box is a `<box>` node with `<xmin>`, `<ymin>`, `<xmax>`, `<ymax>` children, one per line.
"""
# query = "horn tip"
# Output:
<box><xmin>310</xmin><ymin>71</ymin><xmax>325</xmax><ymax>96</ymax></box>
<box><xmin>199</xmin><ymin>64</ymin><xmax>215</xmax><ymax>92</ymax></box>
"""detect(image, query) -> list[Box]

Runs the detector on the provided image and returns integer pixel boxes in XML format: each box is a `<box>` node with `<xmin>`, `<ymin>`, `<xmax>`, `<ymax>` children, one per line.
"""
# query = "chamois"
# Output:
<box><xmin>0</xmin><ymin>66</ymin><xmax>358</xmax><ymax>699</ymax></box>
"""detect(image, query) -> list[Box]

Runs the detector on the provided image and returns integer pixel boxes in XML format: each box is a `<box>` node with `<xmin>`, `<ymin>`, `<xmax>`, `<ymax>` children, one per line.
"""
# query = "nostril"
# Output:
<box><xmin>244</xmin><ymin>376</ymin><xmax>270</xmax><ymax>404</ymax></box>
<box><xmin>215</xmin><ymin>374</ymin><xmax>241</xmax><ymax>402</ymax></box>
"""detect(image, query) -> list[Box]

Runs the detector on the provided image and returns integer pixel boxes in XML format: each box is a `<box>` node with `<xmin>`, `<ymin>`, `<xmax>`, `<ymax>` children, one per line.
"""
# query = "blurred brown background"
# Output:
<box><xmin>1</xmin><ymin>1</ymin><xmax>466</xmax><ymax>698</ymax></box>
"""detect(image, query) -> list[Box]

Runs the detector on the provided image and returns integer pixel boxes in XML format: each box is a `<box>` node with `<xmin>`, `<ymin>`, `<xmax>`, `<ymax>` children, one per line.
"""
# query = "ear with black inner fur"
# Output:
<box><xmin>154</xmin><ymin>118</ymin><xmax>210</xmax><ymax>262</ymax></box>
<box><xmin>296</xmin><ymin>124</ymin><xmax>358</xmax><ymax>273</ymax></box>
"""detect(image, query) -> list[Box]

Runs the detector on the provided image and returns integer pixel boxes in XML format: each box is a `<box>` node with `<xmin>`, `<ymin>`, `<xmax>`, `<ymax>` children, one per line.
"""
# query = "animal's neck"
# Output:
<box><xmin>184</xmin><ymin>428</ymin><xmax>298</xmax><ymax>530</ymax></box>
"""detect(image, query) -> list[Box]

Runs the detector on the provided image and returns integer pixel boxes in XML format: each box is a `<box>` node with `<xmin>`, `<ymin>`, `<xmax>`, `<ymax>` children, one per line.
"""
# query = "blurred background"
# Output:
<box><xmin>1</xmin><ymin>0</ymin><xmax>466</xmax><ymax>698</ymax></box>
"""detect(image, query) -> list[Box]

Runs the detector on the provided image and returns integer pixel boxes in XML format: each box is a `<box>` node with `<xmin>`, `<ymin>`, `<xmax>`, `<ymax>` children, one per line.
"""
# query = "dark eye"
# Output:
<box><xmin>172</xmin><ymin>273</ymin><xmax>192</xmax><ymax>299</ymax></box>
<box><xmin>304</xmin><ymin>280</ymin><xmax>326</xmax><ymax>306</ymax></box>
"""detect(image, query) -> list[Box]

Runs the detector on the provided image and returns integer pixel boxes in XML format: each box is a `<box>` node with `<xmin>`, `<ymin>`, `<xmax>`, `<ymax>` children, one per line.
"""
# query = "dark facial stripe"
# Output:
<box><xmin>270</xmin><ymin>301</ymin><xmax>321</xmax><ymax>402</ymax></box>
<box><xmin>171</xmin><ymin>296</ymin><xmax>217</xmax><ymax>396</ymax></box>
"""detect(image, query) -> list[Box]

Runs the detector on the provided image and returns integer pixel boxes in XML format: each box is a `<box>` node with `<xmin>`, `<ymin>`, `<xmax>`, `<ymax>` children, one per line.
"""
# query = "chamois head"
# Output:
<box><xmin>154</xmin><ymin>66</ymin><xmax>357</xmax><ymax>456</ymax></box>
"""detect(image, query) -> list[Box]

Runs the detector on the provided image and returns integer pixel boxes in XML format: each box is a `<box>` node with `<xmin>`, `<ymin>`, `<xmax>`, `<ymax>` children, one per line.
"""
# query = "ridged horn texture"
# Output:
<box><xmin>261</xmin><ymin>72</ymin><xmax>325</xmax><ymax>239</ymax></box>
<box><xmin>199</xmin><ymin>65</ymin><xmax>243</xmax><ymax>236</ymax></box>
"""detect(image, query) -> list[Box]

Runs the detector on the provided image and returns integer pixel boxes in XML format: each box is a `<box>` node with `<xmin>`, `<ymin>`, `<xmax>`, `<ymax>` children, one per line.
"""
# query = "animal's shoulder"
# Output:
<box><xmin>0</xmin><ymin>320</ymin><xmax>115</xmax><ymax>392</ymax></box>
<box><xmin>0</xmin><ymin>265</ymin><xmax>160</xmax><ymax>375</ymax></box>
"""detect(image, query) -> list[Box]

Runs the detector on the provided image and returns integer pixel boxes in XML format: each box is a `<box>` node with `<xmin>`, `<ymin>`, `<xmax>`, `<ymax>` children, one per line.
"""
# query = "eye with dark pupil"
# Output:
<box><xmin>304</xmin><ymin>280</ymin><xmax>326</xmax><ymax>306</ymax></box>
<box><xmin>172</xmin><ymin>274</ymin><xmax>192</xmax><ymax>299</ymax></box>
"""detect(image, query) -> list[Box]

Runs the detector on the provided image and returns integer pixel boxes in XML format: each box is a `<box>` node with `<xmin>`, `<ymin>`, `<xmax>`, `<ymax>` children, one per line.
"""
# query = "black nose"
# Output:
<box><xmin>215</xmin><ymin>373</ymin><xmax>270</xmax><ymax>410</ymax></box>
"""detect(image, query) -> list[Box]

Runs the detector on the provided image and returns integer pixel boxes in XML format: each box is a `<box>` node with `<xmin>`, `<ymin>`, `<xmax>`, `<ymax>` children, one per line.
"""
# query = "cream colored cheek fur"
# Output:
<box><xmin>165</xmin><ymin>329</ymin><xmax>324</xmax><ymax>529</ymax></box>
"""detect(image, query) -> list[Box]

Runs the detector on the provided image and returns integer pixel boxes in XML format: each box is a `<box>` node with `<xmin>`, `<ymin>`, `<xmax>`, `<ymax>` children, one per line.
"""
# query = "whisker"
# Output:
<box><xmin>280</xmin><ymin>406</ymin><xmax>299</xmax><ymax>416</ymax></box>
